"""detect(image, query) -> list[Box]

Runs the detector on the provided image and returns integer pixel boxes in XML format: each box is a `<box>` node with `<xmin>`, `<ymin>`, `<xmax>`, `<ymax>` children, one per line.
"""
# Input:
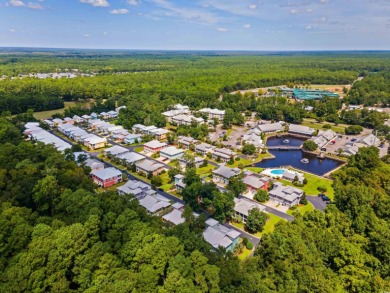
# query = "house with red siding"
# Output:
<box><xmin>243</xmin><ymin>171</ymin><xmax>270</xmax><ymax>194</ymax></box>
<box><xmin>91</xmin><ymin>167</ymin><xmax>123</xmax><ymax>188</ymax></box>
<box><xmin>143</xmin><ymin>140</ymin><xmax>167</xmax><ymax>153</ymax></box>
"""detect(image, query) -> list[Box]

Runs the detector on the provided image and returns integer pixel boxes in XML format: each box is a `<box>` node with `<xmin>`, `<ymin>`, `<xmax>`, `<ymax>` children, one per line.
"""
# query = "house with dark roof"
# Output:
<box><xmin>91</xmin><ymin>167</ymin><xmax>122</xmax><ymax>188</ymax></box>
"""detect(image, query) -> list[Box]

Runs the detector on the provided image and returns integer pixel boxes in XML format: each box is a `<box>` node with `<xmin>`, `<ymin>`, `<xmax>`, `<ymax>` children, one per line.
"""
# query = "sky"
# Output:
<box><xmin>1</xmin><ymin>0</ymin><xmax>390</xmax><ymax>50</ymax></box>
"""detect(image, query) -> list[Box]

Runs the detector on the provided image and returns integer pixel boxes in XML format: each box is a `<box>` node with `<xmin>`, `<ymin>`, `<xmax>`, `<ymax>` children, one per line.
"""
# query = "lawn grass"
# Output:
<box><xmin>286</xmin><ymin>202</ymin><xmax>314</xmax><ymax>216</ymax></box>
<box><xmin>259</xmin><ymin>213</ymin><xmax>286</xmax><ymax>236</ymax></box>
<box><xmin>230</xmin><ymin>213</ymin><xmax>286</xmax><ymax>238</ymax></box>
<box><xmin>301</xmin><ymin>118</ymin><xmax>346</xmax><ymax>134</ymax></box>
<box><xmin>238</xmin><ymin>246</ymin><xmax>253</xmax><ymax>260</ymax></box>
<box><xmin>97</xmin><ymin>180</ymin><xmax>127</xmax><ymax>193</ymax></box>
<box><xmin>134</xmin><ymin>147</ymin><xmax>144</xmax><ymax>153</ymax></box>
<box><xmin>279</xmin><ymin>170</ymin><xmax>334</xmax><ymax>199</ymax></box>
<box><xmin>245</xmin><ymin>167</ymin><xmax>264</xmax><ymax>173</ymax></box>
<box><xmin>230</xmin><ymin>157</ymin><xmax>252</xmax><ymax>168</ymax></box>
<box><xmin>33</xmin><ymin>101</ymin><xmax>88</xmax><ymax>120</ymax></box>
<box><xmin>196</xmin><ymin>165</ymin><xmax>216</xmax><ymax>175</ymax></box>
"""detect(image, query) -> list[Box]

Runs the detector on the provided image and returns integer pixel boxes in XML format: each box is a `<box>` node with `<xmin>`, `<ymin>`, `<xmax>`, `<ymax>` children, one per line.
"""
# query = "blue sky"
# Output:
<box><xmin>1</xmin><ymin>0</ymin><xmax>390</xmax><ymax>50</ymax></box>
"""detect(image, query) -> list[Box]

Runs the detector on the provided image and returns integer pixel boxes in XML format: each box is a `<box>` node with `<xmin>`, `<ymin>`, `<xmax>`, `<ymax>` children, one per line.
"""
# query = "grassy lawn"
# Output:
<box><xmin>245</xmin><ymin>167</ymin><xmax>264</xmax><ymax>173</ymax></box>
<box><xmin>97</xmin><ymin>180</ymin><xmax>127</xmax><ymax>193</ymax></box>
<box><xmin>33</xmin><ymin>101</ymin><xmax>89</xmax><ymax>120</ymax></box>
<box><xmin>301</xmin><ymin>118</ymin><xmax>346</xmax><ymax>134</ymax></box>
<box><xmin>286</xmin><ymin>202</ymin><xmax>314</xmax><ymax>216</ymax></box>
<box><xmin>230</xmin><ymin>157</ymin><xmax>252</xmax><ymax>168</ymax></box>
<box><xmin>231</xmin><ymin>213</ymin><xmax>286</xmax><ymax>238</ymax></box>
<box><xmin>196</xmin><ymin>165</ymin><xmax>216</xmax><ymax>175</ymax></box>
<box><xmin>259</xmin><ymin>213</ymin><xmax>286</xmax><ymax>236</ymax></box>
<box><xmin>279</xmin><ymin>170</ymin><xmax>334</xmax><ymax>199</ymax></box>
<box><xmin>134</xmin><ymin>147</ymin><xmax>144</xmax><ymax>153</ymax></box>
<box><xmin>238</xmin><ymin>246</ymin><xmax>253</xmax><ymax>260</ymax></box>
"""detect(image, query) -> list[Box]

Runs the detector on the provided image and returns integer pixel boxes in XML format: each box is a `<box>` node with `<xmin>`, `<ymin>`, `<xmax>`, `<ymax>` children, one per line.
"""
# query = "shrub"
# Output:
<box><xmin>345</xmin><ymin>125</ymin><xmax>363</xmax><ymax>135</ymax></box>
<box><xmin>317</xmin><ymin>185</ymin><xmax>327</xmax><ymax>193</ymax></box>
<box><xmin>323</xmin><ymin>124</ymin><xmax>332</xmax><ymax>129</ymax></box>
<box><xmin>254</xmin><ymin>189</ymin><xmax>269</xmax><ymax>203</ymax></box>
<box><xmin>242</xmin><ymin>237</ymin><xmax>248</xmax><ymax>246</ymax></box>
<box><xmin>235</xmin><ymin>157</ymin><xmax>240</xmax><ymax>161</ymax></box>
<box><xmin>303</xmin><ymin>140</ymin><xmax>318</xmax><ymax>151</ymax></box>
<box><xmin>246</xmin><ymin>241</ymin><xmax>253</xmax><ymax>250</ymax></box>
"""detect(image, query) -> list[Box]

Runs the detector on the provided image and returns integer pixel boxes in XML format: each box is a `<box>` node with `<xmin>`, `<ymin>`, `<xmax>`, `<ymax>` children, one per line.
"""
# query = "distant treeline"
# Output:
<box><xmin>0</xmin><ymin>94</ymin><xmax>63</xmax><ymax>115</ymax></box>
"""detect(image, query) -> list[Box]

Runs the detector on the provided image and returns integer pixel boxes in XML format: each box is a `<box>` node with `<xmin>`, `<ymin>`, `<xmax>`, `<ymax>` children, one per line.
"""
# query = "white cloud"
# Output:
<box><xmin>290</xmin><ymin>8</ymin><xmax>313</xmax><ymax>14</ymax></box>
<box><xmin>319</xmin><ymin>0</ymin><xmax>329</xmax><ymax>3</ymax></box>
<box><xmin>152</xmin><ymin>0</ymin><xmax>221</xmax><ymax>24</ymax></box>
<box><xmin>83</xmin><ymin>33</ymin><xmax>91</xmax><ymax>37</ymax></box>
<box><xmin>249</xmin><ymin>4</ymin><xmax>256</xmax><ymax>9</ymax></box>
<box><xmin>243</xmin><ymin>24</ymin><xmax>251</xmax><ymax>29</ymax></box>
<box><xmin>27</xmin><ymin>2</ymin><xmax>44</xmax><ymax>9</ymax></box>
<box><xmin>80</xmin><ymin>0</ymin><xmax>109</xmax><ymax>7</ymax></box>
<box><xmin>9</xmin><ymin>29</ymin><xmax>16</xmax><ymax>32</ymax></box>
<box><xmin>127</xmin><ymin>0</ymin><xmax>138</xmax><ymax>5</ymax></box>
<box><xmin>305</xmin><ymin>25</ymin><xmax>314</xmax><ymax>30</ymax></box>
<box><xmin>217</xmin><ymin>27</ymin><xmax>228</xmax><ymax>32</ymax></box>
<box><xmin>103</xmin><ymin>32</ymin><xmax>108</xmax><ymax>35</ymax></box>
<box><xmin>110</xmin><ymin>8</ymin><xmax>129</xmax><ymax>14</ymax></box>
<box><xmin>9</xmin><ymin>0</ymin><xmax>25</xmax><ymax>7</ymax></box>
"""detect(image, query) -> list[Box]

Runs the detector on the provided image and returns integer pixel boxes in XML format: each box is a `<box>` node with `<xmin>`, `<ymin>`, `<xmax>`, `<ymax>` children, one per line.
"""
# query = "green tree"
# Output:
<box><xmin>303</xmin><ymin>140</ymin><xmax>318</xmax><ymax>151</ymax></box>
<box><xmin>246</xmin><ymin>208</ymin><xmax>269</xmax><ymax>233</ymax></box>
<box><xmin>254</xmin><ymin>189</ymin><xmax>269</xmax><ymax>203</ymax></box>
<box><xmin>151</xmin><ymin>175</ymin><xmax>162</xmax><ymax>188</ymax></box>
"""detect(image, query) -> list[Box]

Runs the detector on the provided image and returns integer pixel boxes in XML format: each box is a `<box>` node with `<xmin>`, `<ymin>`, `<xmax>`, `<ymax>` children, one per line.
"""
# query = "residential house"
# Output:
<box><xmin>63</xmin><ymin>117</ymin><xmax>75</xmax><ymax>125</ymax></box>
<box><xmin>104</xmin><ymin>145</ymin><xmax>129</xmax><ymax>157</ymax></box>
<box><xmin>282</xmin><ymin>170</ymin><xmax>305</xmax><ymax>184</ymax></box>
<box><xmin>243</xmin><ymin>171</ymin><xmax>269</xmax><ymax>194</ymax></box>
<box><xmin>195</xmin><ymin>142</ymin><xmax>216</xmax><ymax>156</ymax></box>
<box><xmin>171</xmin><ymin>114</ymin><xmax>204</xmax><ymax>126</ymax></box>
<box><xmin>143</xmin><ymin>140</ymin><xmax>167</xmax><ymax>153</ymax></box>
<box><xmin>84</xmin><ymin>158</ymin><xmax>105</xmax><ymax>172</ymax></box>
<box><xmin>72</xmin><ymin>115</ymin><xmax>84</xmax><ymax>124</ymax></box>
<box><xmin>139</xmin><ymin>193</ymin><xmax>171</xmax><ymax>214</ymax></box>
<box><xmin>90</xmin><ymin>167</ymin><xmax>122</xmax><ymax>188</ymax></box>
<box><xmin>160</xmin><ymin>146</ymin><xmax>185</xmax><ymax>161</ymax></box>
<box><xmin>107</xmin><ymin>110</ymin><xmax>118</xmax><ymax>119</ymax></box>
<box><xmin>90</xmin><ymin>112</ymin><xmax>98</xmax><ymax>119</ymax></box>
<box><xmin>117</xmin><ymin>179</ymin><xmax>155</xmax><ymax>198</ymax></box>
<box><xmin>311</xmin><ymin>129</ymin><xmax>336</xmax><ymax>148</ymax></box>
<box><xmin>288</xmin><ymin>124</ymin><xmax>315</xmax><ymax>136</ymax></box>
<box><xmin>177</xmin><ymin>136</ymin><xmax>198</xmax><ymax>149</ymax></box>
<box><xmin>269</xmin><ymin>182</ymin><xmax>303</xmax><ymax>207</ymax></box>
<box><xmin>242</xmin><ymin>132</ymin><xmax>263</xmax><ymax>148</ymax></box>
<box><xmin>358</xmin><ymin>134</ymin><xmax>380</xmax><ymax>147</ymax></box>
<box><xmin>212</xmin><ymin>165</ymin><xmax>241</xmax><ymax>185</ymax></box>
<box><xmin>117</xmin><ymin>152</ymin><xmax>146</xmax><ymax>166</ymax></box>
<box><xmin>162</xmin><ymin>202</ymin><xmax>199</xmax><ymax>225</ymax></box>
<box><xmin>178</xmin><ymin>156</ymin><xmax>204</xmax><ymax>169</ymax></box>
<box><xmin>149</xmin><ymin>128</ymin><xmax>169</xmax><ymax>140</ymax></box>
<box><xmin>234</xmin><ymin>198</ymin><xmax>266</xmax><ymax>223</ymax></box>
<box><xmin>26</xmin><ymin>126</ymin><xmax>72</xmax><ymax>152</ymax></box>
<box><xmin>135</xmin><ymin>159</ymin><xmax>165</xmax><ymax>176</ymax></box>
<box><xmin>82</xmin><ymin>114</ymin><xmax>91</xmax><ymax>120</ymax></box>
<box><xmin>203</xmin><ymin>218</ymin><xmax>240</xmax><ymax>252</ymax></box>
<box><xmin>199</xmin><ymin>108</ymin><xmax>225</xmax><ymax>121</ymax></box>
<box><xmin>84</xmin><ymin>136</ymin><xmax>107</xmax><ymax>150</ymax></box>
<box><xmin>257</xmin><ymin>122</ymin><xmax>284</xmax><ymax>134</ymax></box>
<box><xmin>43</xmin><ymin>119</ymin><xmax>54</xmax><ymax>127</ymax></box>
<box><xmin>124</xmin><ymin>133</ymin><xmax>143</xmax><ymax>144</ymax></box>
<box><xmin>132</xmin><ymin>124</ymin><xmax>148</xmax><ymax>133</ymax></box>
<box><xmin>52</xmin><ymin>118</ymin><xmax>64</xmax><ymax>127</ymax></box>
<box><xmin>162</xmin><ymin>104</ymin><xmax>190</xmax><ymax>122</ymax></box>
<box><xmin>174</xmin><ymin>174</ymin><xmax>186</xmax><ymax>193</ymax></box>
<box><xmin>212</xmin><ymin>148</ymin><xmax>237</xmax><ymax>163</ymax></box>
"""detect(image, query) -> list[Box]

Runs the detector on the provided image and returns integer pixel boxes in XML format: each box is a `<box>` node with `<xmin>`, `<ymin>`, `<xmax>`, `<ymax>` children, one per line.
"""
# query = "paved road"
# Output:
<box><xmin>307</xmin><ymin>196</ymin><xmax>327</xmax><ymax>211</ymax></box>
<box><xmin>223</xmin><ymin>222</ymin><xmax>260</xmax><ymax>245</ymax></box>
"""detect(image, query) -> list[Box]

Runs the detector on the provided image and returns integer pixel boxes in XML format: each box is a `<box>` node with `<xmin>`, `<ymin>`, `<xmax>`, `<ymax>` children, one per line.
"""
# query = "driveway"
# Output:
<box><xmin>307</xmin><ymin>196</ymin><xmax>327</xmax><ymax>211</ymax></box>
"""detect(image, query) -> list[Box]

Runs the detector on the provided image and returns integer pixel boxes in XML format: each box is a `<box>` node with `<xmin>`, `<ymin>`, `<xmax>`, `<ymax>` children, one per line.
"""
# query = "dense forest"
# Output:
<box><xmin>1</xmin><ymin>51</ymin><xmax>390</xmax><ymax>115</ymax></box>
<box><xmin>1</xmin><ymin>114</ymin><xmax>390</xmax><ymax>292</ymax></box>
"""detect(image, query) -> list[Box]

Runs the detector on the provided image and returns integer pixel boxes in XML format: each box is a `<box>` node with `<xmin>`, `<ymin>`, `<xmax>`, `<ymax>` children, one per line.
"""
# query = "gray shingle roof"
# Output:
<box><xmin>91</xmin><ymin>167</ymin><xmax>122</xmax><ymax>180</ymax></box>
<box><xmin>234</xmin><ymin>198</ymin><xmax>266</xmax><ymax>217</ymax></box>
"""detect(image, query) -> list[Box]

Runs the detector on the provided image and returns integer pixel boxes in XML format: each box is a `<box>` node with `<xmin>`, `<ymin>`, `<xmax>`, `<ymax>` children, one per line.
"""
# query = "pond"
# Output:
<box><xmin>254</xmin><ymin>135</ymin><xmax>344</xmax><ymax>176</ymax></box>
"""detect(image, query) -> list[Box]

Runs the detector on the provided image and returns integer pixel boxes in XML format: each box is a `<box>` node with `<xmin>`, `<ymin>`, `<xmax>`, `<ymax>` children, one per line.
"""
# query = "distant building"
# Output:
<box><xmin>171</xmin><ymin>114</ymin><xmax>204</xmax><ymax>126</ymax></box>
<box><xmin>124</xmin><ymin>133</ymin><xmax>143</xmax><ymax>144</ymax></box>
<box><xmin>117</xmin><ymin>179</ymin><xmax>156</xmax><ymax>198</ymax></box>
<box><xmin>177</xmin><ymin>136</ymin><xmax>198</xmax><ymax>149</ymax></box>
<box><xmin>104</xmin><ymin>145</ymin><xmax>129</xmax><ymax>157</ymax></box>
<box><xmin>91</xmin><ymin>167</ymin><xmax>122</xmax><ymax>188</ymax></box>
<box><xmin>199</xmin><ymin>108</ymin><xmax>225</xmax><ymax>121</ymax></box>
<box><xmin>292</xmin><ymin>89</ymin><xmax>339</xmax><ymax>100</ymax></box>
<box><xmin>174</xmin><ymin>174</ymin><xmax>186</xmax><ymax>193</ymax></box>
<box><xmin>288</xmin><ymin>124</ymin><xmax>315</xmax><ymax>136</ymax></box>
<box><xmin>117</xmin><ymin>152</ymin><xmax>146</xmax><ymax>166</ymax></box>
<box><xmin>139</xmin><ymin>193</ymin><xmax>171</xmax><ymax>214</ymax></box>
<box><xmin>310</xmin><ymin>129</ymin><xmax>336</xmax><ymax>148</ymax></box>
<box><xmin>243</xmin><ymin>171</ymin><xmax>269</xmax><ymax>194</ymax></box>
<box><xmin>257</xmin><ymin>122</ymin><xmax>284</xmax><ymax>134</ymax></box>
<box><xmin>195</xmin><ymin>142</ymin><xmax>216</xmax><ymax>156</ymax></box>
<box><xmin>84</xmin><ymin>136</ymin><xmax>107</xmax><ymax>150</ymax></box>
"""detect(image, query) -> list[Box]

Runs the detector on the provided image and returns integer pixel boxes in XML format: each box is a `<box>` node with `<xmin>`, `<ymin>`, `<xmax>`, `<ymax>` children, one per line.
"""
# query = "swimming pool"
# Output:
<box><xmin>270</xmin><ymin>169</ymin><xmax>284</xmax><ymax>175</ymax></box>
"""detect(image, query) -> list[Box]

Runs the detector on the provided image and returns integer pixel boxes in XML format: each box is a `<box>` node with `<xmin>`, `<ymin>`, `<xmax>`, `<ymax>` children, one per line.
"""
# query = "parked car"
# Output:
<box><xmin>320</xmin><ymin>147</ymin><xmax>327</xmax><ymax>151</ymax></box>
<box><xmin>351</xmin><ymin>138</ymin><xmax>357</xmax><ymax>142</ymax></box>
<box><xmin>157</xmin><ymin>188</ymin><xmax>164</xmax><ymax>192</ymax></box>
<box><xmin>321</xmin><ymin>195</ymin><xmax>330</xmax><ymax>202</ymax></box>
